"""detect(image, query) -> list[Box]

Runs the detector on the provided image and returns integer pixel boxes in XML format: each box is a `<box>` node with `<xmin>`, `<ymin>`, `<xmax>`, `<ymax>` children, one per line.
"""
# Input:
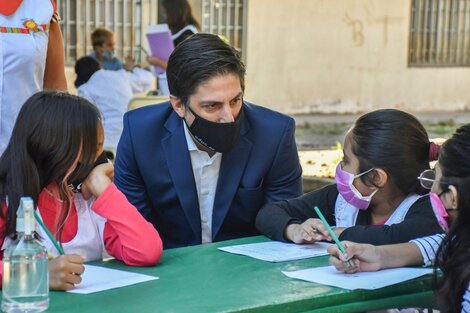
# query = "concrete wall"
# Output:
<box><xmin>243</xmin><ymin>0</ymin><xmax>470</xmax><ymax>114</ymax></box>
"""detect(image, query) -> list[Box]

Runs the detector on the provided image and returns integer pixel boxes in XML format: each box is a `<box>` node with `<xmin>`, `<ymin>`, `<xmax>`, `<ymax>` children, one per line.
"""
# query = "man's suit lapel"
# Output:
<box><xmin>162</xmin><ymin>113</ymin><xmax>201</xmax><ymax>239</ymax></box>
<box><xmin>211</xmin><ymin>120</ymin><xmax>252</xmax><ymax>239</ymax></box>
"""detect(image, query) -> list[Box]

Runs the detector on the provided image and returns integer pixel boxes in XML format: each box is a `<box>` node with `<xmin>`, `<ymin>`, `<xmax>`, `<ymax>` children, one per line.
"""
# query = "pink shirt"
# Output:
<box><xmin>0</xmin><ymin>183</ymin><xmax>163</xmax><ymax>285</ymax></box>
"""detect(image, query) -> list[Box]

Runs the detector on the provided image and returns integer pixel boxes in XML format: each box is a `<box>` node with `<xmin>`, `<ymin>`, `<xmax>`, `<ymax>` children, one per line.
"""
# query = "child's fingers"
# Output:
<box><xmin>65</xmin><ymin>254</ymin><xmax>85</xmax><ymax>264</ymax></box>
<box><xmin>66</xmin><ymin>272</ymin><xmax>83</xmax><ymax>285</ymax></box>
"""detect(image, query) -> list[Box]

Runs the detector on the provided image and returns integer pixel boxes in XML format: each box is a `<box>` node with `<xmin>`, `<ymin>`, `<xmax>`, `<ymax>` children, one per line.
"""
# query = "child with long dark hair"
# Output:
<box><xmin>328</xmin><ymin>124</ymin><xmax>470</xmax><ymax>312</ymax></box>
<box><xmin>256</xmin><ymin>109</ymin><xmax>443</xmax><ymax>245</ymax></box>
<box><xmin>147</xmin><ymin>0</ymin><xmax>201</xmax><ymax>70</ymax></box>
<box><xmin>162</xmin><ymin>0</ymin><xmax>201</xmax><ymax>46</ymax></box>
<box><xmin>0</xmin><ymin>91</ymin><xmax>162</xmax><ymax>290</ymax></box>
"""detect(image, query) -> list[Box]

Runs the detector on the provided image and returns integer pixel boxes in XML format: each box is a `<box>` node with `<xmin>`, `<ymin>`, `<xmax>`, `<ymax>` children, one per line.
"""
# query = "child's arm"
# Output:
<box><xmin>327</xmin><ymin>241</ymin><xmax>425</xmax><ymax>273</ymax></box>
<box><xmin>91</xmin><ymin>183</ymin><xmax>163</xmax><ymax>266</ymax></box>
<box><xmin>81</xmin><ymin>162</ymin><xmax>162</xmax><ymax>266</ymax></box>
<box><xmin>338</xmin><ymin>197</ymin><xmax>444</xmax><ymax>245</ymax></box>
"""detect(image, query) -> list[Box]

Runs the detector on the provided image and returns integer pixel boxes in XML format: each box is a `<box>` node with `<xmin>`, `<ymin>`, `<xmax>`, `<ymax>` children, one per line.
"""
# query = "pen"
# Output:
<box><xmin>313</xmin><ymin>206</ymin><xmax>353</xmax><ymax>266</ymax></box>
<box><xmin>34</xmin><ymin>210</ymin><xmax>65</xmax><ymax>255</ymax></box>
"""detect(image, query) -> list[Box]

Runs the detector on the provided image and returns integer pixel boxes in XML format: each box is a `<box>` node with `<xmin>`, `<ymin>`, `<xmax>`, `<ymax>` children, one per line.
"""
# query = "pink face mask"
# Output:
<box><xmin>335</xmin><ymin>163</ymin><xmax>378</xmax><ymax>210</ymax></box>
<box><xmin>429</xmin><ymin>192</ymin><xmax>449</xmax><ymax>232</ymax></box>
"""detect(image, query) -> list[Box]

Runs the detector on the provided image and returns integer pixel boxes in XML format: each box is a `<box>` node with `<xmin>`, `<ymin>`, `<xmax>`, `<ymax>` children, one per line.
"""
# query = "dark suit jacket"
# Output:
<box><xmin>114</xmin><ymin>102</ymin><xmax>303</xmax><ymax>249</ymax></box>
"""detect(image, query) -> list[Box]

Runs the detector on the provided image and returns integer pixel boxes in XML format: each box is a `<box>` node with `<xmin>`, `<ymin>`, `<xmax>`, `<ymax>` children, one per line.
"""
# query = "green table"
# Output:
<box><xmin>48</xmin><ymin>236</ymin><xmax>435</xmax><ymax>312</ymax></box>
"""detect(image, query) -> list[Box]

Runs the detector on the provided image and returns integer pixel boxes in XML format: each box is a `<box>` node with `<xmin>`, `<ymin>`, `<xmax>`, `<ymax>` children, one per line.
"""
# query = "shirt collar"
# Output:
<box><xmin>183</xmin><ymin>120</ymin><xmax>199</xmax><ymax>152</ymax></box>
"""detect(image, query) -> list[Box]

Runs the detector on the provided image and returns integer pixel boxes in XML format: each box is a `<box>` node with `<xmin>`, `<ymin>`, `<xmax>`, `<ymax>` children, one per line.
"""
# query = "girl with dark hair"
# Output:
<box><xmin>0</xmin><ymin>91</ymin><xmax>162</xmax><ymax>291</ymax></box>
<box><xmin>433</xmin><ymin>124</ymin><xmax>470</xmax><ymax>311</ymax></box>
<box><xmin>256</xmin><ymin>109</ymin><xmax>443</xmax><ymax>245</ymax></box>
<box><xmin>147</xmin><ymin>0</ymin><xmax>200</xmax><ymax>71</ymax></box>
<box><xmin>328</xmin><ymin>124</ymin><xmax>470</xmax><ymax>312</ymax></box>
<box><xmin>163</xmin><ymin>0</ymin><xmax>201</xmax><ymax>46</ymax></box>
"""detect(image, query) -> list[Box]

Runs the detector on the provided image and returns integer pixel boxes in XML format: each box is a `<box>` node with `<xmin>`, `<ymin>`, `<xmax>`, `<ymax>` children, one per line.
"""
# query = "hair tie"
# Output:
<box><xmin>429</xmin><ymin>142</ymin><xmax>440</xmax><ymax>161</ymax></box>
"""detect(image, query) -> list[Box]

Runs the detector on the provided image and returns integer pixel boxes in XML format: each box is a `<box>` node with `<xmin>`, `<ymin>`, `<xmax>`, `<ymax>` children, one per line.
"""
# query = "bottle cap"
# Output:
<box><xmin>17</xmin><ymin>197</ymin><xmax>35</xmax><ymax>235</ymax></box>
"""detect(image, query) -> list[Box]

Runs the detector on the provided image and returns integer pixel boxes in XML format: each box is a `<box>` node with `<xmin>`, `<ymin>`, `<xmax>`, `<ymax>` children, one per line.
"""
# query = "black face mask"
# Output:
<box><xmin>68</xmin><ymin>151</ymin><xmax>108</xmax><ymax>193</ymax></box>
<box><xmin>185</xmin><ymin>105</ymin><xmax>244</xmax><ymax>153</ymax></box>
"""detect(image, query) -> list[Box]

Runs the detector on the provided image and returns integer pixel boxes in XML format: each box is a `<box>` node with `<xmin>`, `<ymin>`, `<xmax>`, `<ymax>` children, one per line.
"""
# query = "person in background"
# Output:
<box><xmin>115</xmin><ymin>33</ymin><xmax>303</xmax><ymax>249</ymax></box>
<box><xmin>0</xmin><ymin>0</ymin><xmax>67</xmax><ymax>156</ymax></box>
<box><xmin>329</xmin><ymin>124</ymin><xmax>470</xmax><ymax>312</ymax></box>
<box><xmin>89</xmin><ymin>28</ymin><xmax>130</xmax><ymax>71</ymax></box>
<box><xmin>74</xmin><ymin>56</ymin><xmax>154</xmax><ymax>156</ymax></box>
<box><xmin>147</xmin><ymin>0</ymin><xmax>201</xmax><ymax>71</ymax></box>
<box><xmin>0</xmin><ymin>91</ymin><xmax>162</xmax><ymax>290</ymax></box>
<box><xmin>256</xmin><ymin>109</ymin><xmax>444</xmax><ymax>246</ymax></box>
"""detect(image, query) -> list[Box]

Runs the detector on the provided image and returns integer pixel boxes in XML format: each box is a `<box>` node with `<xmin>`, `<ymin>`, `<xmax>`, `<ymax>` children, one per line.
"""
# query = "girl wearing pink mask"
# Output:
<box><xmin>328</xmin><ymin>123</ymin><xmax>470</xmax><ymax>312</ymax></box>
<box><xmin>256</xmin><ymin>109</ymin><xmax>444</xmax><ymax>245</ymax></box>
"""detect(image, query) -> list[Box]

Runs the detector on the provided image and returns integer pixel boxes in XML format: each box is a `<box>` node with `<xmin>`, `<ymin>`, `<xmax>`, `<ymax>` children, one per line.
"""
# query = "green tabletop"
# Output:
<box><xmin>47</xmin><ymin>236</ymin><xmax>435</xmax><ymax>313</ymax></box>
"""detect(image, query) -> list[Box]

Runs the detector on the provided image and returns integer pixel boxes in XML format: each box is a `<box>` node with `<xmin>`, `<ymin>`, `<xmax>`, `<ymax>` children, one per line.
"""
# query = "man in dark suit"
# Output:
<box><xmin>114</xmin><ymin>33</ymin><xmax>302</xmax><ymax>249</ymax></box>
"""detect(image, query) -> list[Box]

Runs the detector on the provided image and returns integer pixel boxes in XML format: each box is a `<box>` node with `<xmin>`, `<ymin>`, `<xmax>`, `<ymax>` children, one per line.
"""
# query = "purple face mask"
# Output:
<box><xmin>335</xmin><ymin>163</ymin><xmax>378</xmax><ymax>210</ymax></box>
<box><xmin>429</xmin><ymin>192</ymin><xmax>449</xmax><ymax>232</ymax></box>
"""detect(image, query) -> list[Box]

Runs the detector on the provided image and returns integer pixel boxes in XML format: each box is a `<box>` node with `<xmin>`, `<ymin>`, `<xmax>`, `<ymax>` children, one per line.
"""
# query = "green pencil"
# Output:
<box><xmin>34</xmin><ymin>210</ymin><xmax>65</xmax><ymax>255</ymax></box>
<box><xmin>313</xmin><ymin>206</ymin><xmax>353</xmax><ymax>266</ymax></box>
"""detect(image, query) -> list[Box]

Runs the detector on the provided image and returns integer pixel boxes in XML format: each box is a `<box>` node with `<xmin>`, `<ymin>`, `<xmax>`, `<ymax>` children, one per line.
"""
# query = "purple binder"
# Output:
<box><xmin>146</xmin><ymin>24</ymin><xmax>175</xmax><ymax>75</ymax></box>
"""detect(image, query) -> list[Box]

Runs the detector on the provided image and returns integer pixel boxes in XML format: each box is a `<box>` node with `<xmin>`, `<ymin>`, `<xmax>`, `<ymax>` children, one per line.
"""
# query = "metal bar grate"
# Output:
<box><xmin>409</xmin><ymin>0</ymin><xmax>470</xmax><ymax>66</ymax></box>
<box><xmin>58</xmin><ymin>0</ymin><xmax>157</xmax><ymax>66</ymax></box>
<box><xmin>201</xmin><ymin>0</ymin><xmax>246</xmax><ymax>53</ymax></box>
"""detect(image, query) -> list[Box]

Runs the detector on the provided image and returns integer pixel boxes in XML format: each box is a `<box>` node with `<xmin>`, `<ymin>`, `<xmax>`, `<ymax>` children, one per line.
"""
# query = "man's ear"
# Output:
<box><xmin>447</xmin><ymin>185</ymin><xmax>459</xmax><ymax>210</ymax></box>
<box><xmin>170</xmin><ymin>95</ymin><xmax>186</xmax><ymax>118</ymax></box>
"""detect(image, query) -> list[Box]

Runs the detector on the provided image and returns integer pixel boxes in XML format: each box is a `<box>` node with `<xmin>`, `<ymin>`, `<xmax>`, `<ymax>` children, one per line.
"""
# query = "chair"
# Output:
<box><xmin>128</xmin><ymin>96</ymin><xmax>169</xmax><ymax>111</ymax></box>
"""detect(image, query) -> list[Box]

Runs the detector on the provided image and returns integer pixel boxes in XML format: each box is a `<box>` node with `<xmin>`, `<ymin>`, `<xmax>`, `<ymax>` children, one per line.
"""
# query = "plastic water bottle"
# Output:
<box><xmin>2</xmin><ymin>197</ymin><xmax>49</xmax><ymax>313</ymax></box>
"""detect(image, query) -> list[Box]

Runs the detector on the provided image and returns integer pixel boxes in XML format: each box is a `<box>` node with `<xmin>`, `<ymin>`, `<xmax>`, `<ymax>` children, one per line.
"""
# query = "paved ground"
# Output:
<box><xmin>292</xmin><ymin>111</ymin><xmax>470</xmax><ymax>150</ymax></box>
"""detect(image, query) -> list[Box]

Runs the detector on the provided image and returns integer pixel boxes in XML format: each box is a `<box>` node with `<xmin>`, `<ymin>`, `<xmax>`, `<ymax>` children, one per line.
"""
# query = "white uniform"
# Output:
<box><xmin>78</xmin><ymin>68</ymin><xmax>153</xmax><ymax>152</ymax></box>
<box><xmin>35</xmin><ymin>194</ymin><xmax>107</xmax><ymax>261</ymax></box>
<box><xmin>0</xmin><ymin>0</ymin><xmax>54</xmax><ymax>155</ymax></box>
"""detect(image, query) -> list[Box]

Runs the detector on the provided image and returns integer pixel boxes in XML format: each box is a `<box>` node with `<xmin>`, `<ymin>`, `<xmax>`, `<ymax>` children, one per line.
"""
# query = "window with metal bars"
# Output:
<box><xmin>409</xmin><ymin>0</ymin><xmax>470</xmax><ymax>66</ymax></box>
<box><xmin>57</xmin><ymin>0</ymin><xmax>158</xmax><ymax>66</ymax></box>
<box><xmin>200</xmin><ymin>0</ymin><xmax>246</xmax><ymax>53</ymax></box>
<box><xmin>57</xmin><ymin>0</ymin><xmax>246</xmax><ymax>65</ymax></box>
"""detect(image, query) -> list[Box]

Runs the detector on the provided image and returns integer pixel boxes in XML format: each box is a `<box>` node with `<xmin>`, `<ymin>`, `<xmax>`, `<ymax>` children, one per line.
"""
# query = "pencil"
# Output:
<box><xmin>313</xmin><ymin>206</ymin><xmax>353</xmax><ymax>266</ymax></box>
<box><xmin>34</xmin><ymin>210</ymin><xmax>65</xmax><ymax>255</ymax></box>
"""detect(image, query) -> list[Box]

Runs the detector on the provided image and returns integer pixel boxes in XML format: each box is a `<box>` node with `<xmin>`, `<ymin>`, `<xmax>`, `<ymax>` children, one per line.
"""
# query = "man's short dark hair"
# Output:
<box><xmin>166</xmin><ymin>33</ymin><xmax>246</xmax><ymax>106</ymax></box>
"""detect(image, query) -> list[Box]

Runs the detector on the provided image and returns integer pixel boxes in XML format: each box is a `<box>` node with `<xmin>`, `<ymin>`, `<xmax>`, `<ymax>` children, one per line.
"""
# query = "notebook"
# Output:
<box><xmin>146</xmin><ymin>24</ymin><xmax>175</xmax><ymax>75</ymax></box>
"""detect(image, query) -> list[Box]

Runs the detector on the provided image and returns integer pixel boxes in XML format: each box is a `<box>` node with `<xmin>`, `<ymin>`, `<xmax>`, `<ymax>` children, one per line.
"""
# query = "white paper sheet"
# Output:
<box><xmin>67</xmin><ymin>265</ymin><xmax>158</xmax><ymax>294</ymax></box>
<box><xmin>218</xmin><ymin>241</ymin><xmax>331</xmax><ymax>262</ymax></box>
<box><xmin>282</xmin><ymin>266</ymin><xmax>432</xmax><ymax>290</ymax></box>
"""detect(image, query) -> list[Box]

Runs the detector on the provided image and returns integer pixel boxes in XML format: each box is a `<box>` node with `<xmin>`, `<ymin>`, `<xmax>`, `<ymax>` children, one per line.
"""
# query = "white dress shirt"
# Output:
<box><xmin>183</xmin><ymin>122</ymin><xmax>222</xmax><ymax>243</ymax></box>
